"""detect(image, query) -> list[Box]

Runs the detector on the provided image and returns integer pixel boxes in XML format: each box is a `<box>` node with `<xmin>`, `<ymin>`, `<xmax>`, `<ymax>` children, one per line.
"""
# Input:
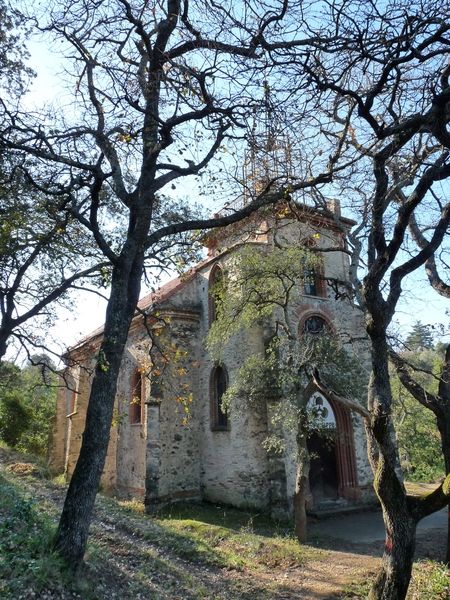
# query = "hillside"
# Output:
<box><xmin>0</xmin><ymin>446</ymin><xmax>447</xmax><ymax>599</ymax></box>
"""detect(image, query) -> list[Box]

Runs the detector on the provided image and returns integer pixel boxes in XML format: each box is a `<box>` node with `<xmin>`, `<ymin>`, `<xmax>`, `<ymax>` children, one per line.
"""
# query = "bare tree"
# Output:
<box><xmin>266</xmin><ymin>1</ymin><xmax>450</xmax><ymax>598</ymax></box>
<box><xmin>0</xmin><ymin>4</ymin><xmax>106</xmax><ymax>362</ymax></box>
<box><xmin>0</xmin><ymin>160</ymin><xmax>106</xmax><ymax>361</ymax></box>
<box><xmin>0</xmin><ymin>0</ymin><xmax>338</xmax><ymax>568</ymax></box>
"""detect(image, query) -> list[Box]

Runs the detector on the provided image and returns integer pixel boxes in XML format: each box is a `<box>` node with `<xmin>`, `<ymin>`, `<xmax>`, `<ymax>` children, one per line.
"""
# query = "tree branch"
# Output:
<box><xmin>312</xmin><ymin>367</ymin><xmax>370</xmax><ymax>420</ymax></box>
<box><xmin>410</xmin><ymin>474</ymin><xmax>450</xmax><ymax>521</ymax></box>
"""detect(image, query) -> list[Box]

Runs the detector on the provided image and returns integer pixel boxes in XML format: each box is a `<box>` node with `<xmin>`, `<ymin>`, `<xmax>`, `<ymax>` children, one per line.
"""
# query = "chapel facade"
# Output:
<box><xmin>49</xmin><ymin>201</ymin><xmax>375</xmax><ymax>518</ymax></box>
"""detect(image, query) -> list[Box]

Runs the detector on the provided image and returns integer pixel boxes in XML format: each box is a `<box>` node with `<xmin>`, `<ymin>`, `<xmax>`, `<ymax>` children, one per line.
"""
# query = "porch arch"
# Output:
<box><xmin>307</xmin><ymin>391</ymin><xmax>358</xmax><ymax>502</ymax></box>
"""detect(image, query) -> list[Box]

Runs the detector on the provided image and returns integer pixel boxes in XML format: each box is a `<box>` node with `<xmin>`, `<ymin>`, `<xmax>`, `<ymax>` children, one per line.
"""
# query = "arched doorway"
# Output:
<box><xmin>307</xmin><ymin>393</ymin><xmax>339</xmax><ymax>502</ymax></box>
<box><xmin>306</xmin><ymin>391</ymin><xmax>359</xmax><ymax>505</ymax></box>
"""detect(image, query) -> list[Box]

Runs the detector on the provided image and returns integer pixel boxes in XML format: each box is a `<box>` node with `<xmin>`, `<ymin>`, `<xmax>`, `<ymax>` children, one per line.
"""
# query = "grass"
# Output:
<box><xmin>341</xmin><ymin>578</ymin><xmax>372</xmax><ymax>598</ymax></box>
<box><xmin>0</xmin><ymin>446</ymin><xmax>325</xmax><ymax>598</ymax></box>
<box><xmin>341</xmin><ymin>560</ymin><xmax>450</xmax><ymax>599</ymax></box>
<box><xmin>1</xmin><ymin>444</ymin><xmax>448</xmax><ymax>599</ymax></box>
<box><xmin>405</xmin><ymin>480</ymin><xmax>439</xmax><ymax>497</ymax></box>
<box><xmin>0</xmin><ymin>473</ymin><xmax>79</xmax><ymax>599</ymax></box>
<box><xmin>408</xmin><ymin>560</ymin><xmax>450</xmax><ymax>599</ymax></box>
<box><xmin>100</xmin><ymin>497</ymin><xmax>324</xmax><ymax>571</ymax></box>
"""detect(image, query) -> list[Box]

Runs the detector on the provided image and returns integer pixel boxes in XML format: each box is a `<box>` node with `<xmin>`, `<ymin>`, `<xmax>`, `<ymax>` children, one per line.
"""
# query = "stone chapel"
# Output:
<box><xmin>49</xmin><ymin>200</ymin><xmax>375</xmax><ymax>519</ymax></box>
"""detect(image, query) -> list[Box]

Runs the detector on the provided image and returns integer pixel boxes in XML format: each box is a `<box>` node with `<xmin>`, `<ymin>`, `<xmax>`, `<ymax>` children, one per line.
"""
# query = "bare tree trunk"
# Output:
<box><xmin>369</xmin><ymin>521</ymin><xmax>415</xmax><ymax>600</ymax></box>
<box><xmin>438</xmin><ymin>349</ymin><xmax>450</xmax><ymax>566</ymax></box>
<box><xmin>367</xmin><ymin>331</ymin><xmax>416</xmax><ymax>600</ymax></box>
<box><xmin>293</xmin><ymin>420</ymin><xmax>310</xmax><ymax>542</ymax></box>
<box><xmin>368</xmin><ymin>456</ymin><xmax>416</xmax><ymax>600</ymax></box>
<box><xmin>0</xmin><ymin>331</ymin><xmax>8</xmax><ymax>361</ymax></box>
<box><xmin>0</xmin><ymin>316</ymin><xmax>13</xmax><ymax>360</ymax></box>
<box><xmin>53</xmin><ymin>249</ymin><xmax>144</xmax><ymax>568</ymax></box>
<box><xmin>437</xmin><ymin>414</ymin><xmax>450</xmax><ymax>565</ymax></box>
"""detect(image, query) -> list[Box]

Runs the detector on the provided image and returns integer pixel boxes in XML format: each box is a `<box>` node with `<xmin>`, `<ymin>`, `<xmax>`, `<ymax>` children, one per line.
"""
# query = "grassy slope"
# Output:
<box><xmin>0</xmin><ymin>446</ymin><xmax>326</xmax><ymax>599</ymax></box>
<box><xmin>0</xmin><ymin>445</ymin><xmax>449</xmax><ymax>599</ymax></box>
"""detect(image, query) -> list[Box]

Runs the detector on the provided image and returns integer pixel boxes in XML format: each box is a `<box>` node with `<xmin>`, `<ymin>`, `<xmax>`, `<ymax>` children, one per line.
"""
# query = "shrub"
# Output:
<box><xmin>0</xmin><ymin>358</ymin><xmax>56</xmax><ymax>456</ymax></box>
<box><xmin>0</xmin><ymin>390</ymin><xmax>31</xmax><ymax>447</ymax></box>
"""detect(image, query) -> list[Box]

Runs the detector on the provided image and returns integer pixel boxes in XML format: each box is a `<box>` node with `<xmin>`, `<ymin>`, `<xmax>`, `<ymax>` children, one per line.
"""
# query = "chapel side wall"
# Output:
<box><xmin>141</xmin><ymin>276</ymin><xmax>203</xmax><ymax>510</ymax></box>
<box><xmin>65</xmin><ymin>363</ymin><xmax>90</xmax><ymax>477</ymax></box>
<box><xmin>196</xmin><ymin>264</ymin><xmax>271</xmax><ymax>510</ymax></box>
<box><xmin>65</xmin><ymin>355</ymin><xmax>118</xmax><ymax>492</ymax></box>
<box><xmin>114</xmin><ymin>334</ymin><xmax>149</xmax><ymax>499</ymax></box>
<box><xmin>152</xmin><ymin>309</ymin><xmax>202</xmax><ymax>504</ymax></box>
<box><xmin>47</xmin><ymin>369</ymin><xmax>76</xmax><ymax>475</ymax></box>
<box><xmin>156</xmin><ymin>344</ymin><xmax>201</xmax><ymax>503</ymax></box>
<box><xmin>113</xmin><ymin>313</ymin><xmax>202</xmax><ymax>502</ymax></box>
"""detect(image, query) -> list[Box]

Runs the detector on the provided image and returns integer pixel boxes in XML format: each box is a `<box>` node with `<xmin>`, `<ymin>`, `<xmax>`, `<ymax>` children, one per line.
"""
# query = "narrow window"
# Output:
<box><xmin>303</xmin><ymin>264</ymin><xmax>319</xmax><ymax>296</ymax></box>
<box><xmin>209</xmin><ymin>264</ymin><xmax>224</xmax><ymax>324</ymax></box>
<box><xmin>301</xmin><ymin>240</ymin><xmax>325</xmax><ymax>297</ymax></box>
<box><xmin>211</xmin><ymin>365</ymin><xmax>229</xmax><ymax>430</ymax></box>
<box><xmin>130</xmin><ymin>369</ymin><xmax>143</xmax><ymax>424</ymax></box>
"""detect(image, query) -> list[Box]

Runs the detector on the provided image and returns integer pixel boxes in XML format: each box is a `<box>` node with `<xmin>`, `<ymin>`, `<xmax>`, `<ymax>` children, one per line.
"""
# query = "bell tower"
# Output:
<box><xmin>243</xmin><ymin>80</ymin><xmax>294</xmax><ymax>198</ymax></box>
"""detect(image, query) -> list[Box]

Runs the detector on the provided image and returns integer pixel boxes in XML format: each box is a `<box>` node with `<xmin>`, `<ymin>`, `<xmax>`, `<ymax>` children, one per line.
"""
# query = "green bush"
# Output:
<box><xmin>392</xmin><ymin>349</ymin><xmax>445</xmax><ymax>482</ymax></box>
<box><xmin>0</xmin><ymin>358</ymin><xmax>56</xmax><ymax>456</ymax></box>
<box><xmin>0</xmin><ymin>474</ymin><xmax>74</xmax><ymax>599</ymax></box>
<box><xmin>0</xmin><ymin>390</ymin><xmax>31</xmax><ymax>447</ymax></box>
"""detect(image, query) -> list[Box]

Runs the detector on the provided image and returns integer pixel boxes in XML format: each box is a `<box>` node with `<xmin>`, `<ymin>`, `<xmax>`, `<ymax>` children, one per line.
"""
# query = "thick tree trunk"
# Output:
<box><xmin>0</xmin><ymin>326</ymin><xmax>11</xmax><ymax>361</ymax></box>
<box><xmin>369</xmin><ymin>521</ymin><xmax>415</xmax><ymax>600</ymax></box>
<box><xmin>367</xmin><ymin>330</ymin><xmax>417</xmax><ymax>600</ymax></box>
<box><xmin>53</xmin><ymin>252</ymin><xmax>144</xmax><ymax>569</ymax></box>
<box><xmin>444</xmin><ymin>451</ymin><xmax>450</xmax><ymax>567</ymax></box>
<box><xmin>369</xmin><ymin>468</ymin><xmax>416</xmax><ymax>600</ymax></box>
<box><xmin>437</xmin><ymin>415</ymin><xmax>450</xmax><ymax>565</ymax></box>
<box><xmin>438</xmin><ymin>350</ymin><xmax>450</xmax><ymax>565</ymax></box>
<box><xmin>293</xmin><ymin>421</ymin><xmax>310</xmax><ymax>542</ymax></box>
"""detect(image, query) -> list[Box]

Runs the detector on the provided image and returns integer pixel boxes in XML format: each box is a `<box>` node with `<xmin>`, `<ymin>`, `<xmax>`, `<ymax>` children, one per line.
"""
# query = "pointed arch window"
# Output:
<box><xmin>130</xmin><ymin>369</ymin><xmax>144</xmax><ymax>425</ymax></box>
<box><xmin>208</xmin><ymin>263</ymin><xmax>224</xmax><ymax>324</ymax></box>
<box><xmin>210</xmin><ymin>365</ymin><xmax>229</xmax><ymax>430</ymax></box>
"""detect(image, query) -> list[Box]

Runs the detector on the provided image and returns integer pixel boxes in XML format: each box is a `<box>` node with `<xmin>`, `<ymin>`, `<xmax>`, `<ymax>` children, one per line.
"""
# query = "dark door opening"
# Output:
<box><xmin>308</xmin><ymin>431</ymin><xmax>339</xmax><ymax>502</ymax></box>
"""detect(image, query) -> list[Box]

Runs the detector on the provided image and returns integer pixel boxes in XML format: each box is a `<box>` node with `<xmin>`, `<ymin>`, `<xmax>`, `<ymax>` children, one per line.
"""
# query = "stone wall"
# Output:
<box><xmin>47</xmin><ymin>367</ymin><xmax>78</xmax><ymax>475</ymax></box>
<box><xmin>58</xmin><ymin>355</ymin><xmax>118</xmax><ymax>493</ymax></box>
<box><xmin>145</xmin><ymin>310</ymin><xmax>202</xmax><ymax>510</ymax></box>
<box><xmin>114</xmin><ymin>338</ymin><xmax>149</xmax><ymax>498</ymax></box>
<box><xmin>195</xmin><ymin>260</ymin><xmax>271</xmax><ymax>510</ymax></box>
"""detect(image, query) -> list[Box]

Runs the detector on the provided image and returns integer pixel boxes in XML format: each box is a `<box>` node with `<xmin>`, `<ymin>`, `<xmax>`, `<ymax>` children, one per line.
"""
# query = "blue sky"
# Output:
<box><xmin>21</xmin><ymin>30</ymin><xmax>449</xmax><ymax>355</ymax></box>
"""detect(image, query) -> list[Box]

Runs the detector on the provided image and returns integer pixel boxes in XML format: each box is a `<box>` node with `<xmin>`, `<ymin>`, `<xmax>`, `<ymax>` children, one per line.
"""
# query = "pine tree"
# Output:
<box><xmin>405</xmin><ymin>321</ymin><xmax>434</xmax><ymax>351</ymax></box>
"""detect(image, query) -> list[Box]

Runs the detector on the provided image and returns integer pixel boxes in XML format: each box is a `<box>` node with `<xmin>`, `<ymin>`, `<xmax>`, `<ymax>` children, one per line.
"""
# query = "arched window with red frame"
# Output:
<box><xmin>302</xmin><ymin>314</ymin><xmax>330</xmax><ymax>336</ymax></box>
